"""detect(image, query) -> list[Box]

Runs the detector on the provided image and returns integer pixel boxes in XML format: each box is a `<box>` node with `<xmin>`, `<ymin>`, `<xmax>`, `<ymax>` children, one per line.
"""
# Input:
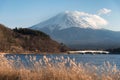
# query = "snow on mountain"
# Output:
<box><xmin>31</xmin><ymin>11</ymin><xmax>108</xmax><ymax>31</ymax></box>
<box><xmin>30</xmin><ymin>11</ymin><xmax>120</xmax><ymax>50</ymax></box>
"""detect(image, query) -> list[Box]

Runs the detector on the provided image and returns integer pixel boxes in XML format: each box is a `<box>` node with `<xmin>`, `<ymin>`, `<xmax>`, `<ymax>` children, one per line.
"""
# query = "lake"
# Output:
<box><xmin>5</xmin><ymin>53</ymin><xmax>120</xmax><ymax>68</ymax></box>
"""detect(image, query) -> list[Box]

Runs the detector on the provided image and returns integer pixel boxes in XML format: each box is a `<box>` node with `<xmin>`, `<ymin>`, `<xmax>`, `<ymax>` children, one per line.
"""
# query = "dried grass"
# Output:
<box><xmin>0</xmin><ymin>54</ymin><xmax>120</xmax><ymax>80</ymax></box>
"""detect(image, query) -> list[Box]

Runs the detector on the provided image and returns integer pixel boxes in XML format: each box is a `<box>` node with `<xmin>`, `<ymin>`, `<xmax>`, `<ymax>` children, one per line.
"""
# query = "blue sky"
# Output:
<box><xmin>0</xmin><ymin>0</ymin><xmax>120</xmax><ymax>31</ymax></box>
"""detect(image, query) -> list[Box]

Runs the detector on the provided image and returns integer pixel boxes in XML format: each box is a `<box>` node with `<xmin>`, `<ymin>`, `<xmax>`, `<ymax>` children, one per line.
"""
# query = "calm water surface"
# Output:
<box><xmin>5</xmin><ymin>53</ymin><xmax>120</xmax><ymax>68</ymax></box>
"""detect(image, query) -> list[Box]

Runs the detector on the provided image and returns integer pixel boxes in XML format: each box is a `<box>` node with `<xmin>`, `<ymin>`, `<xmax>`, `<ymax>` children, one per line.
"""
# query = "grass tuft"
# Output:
<box><xmin>0</xmin><ymin>54</ymin><xmax>120</xmax><ymax>80</ymax></box>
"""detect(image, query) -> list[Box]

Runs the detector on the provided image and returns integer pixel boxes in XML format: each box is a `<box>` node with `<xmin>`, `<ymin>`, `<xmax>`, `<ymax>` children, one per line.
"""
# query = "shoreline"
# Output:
<box><xmin>0</xmin><ymin>51</ymin><xmax>120</xmax><ymax>55</ymax></box>
<box><xmin>0</xmin><ymin>52</ymin><xmax>67</xmax><ymax>55</ymax></box>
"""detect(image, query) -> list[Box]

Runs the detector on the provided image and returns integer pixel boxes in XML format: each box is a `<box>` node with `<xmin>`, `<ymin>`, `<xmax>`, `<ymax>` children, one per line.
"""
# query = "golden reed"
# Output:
<box><xmin>0</xmin><ymin>54</ymin><xmax>120</xmax><ymax>80</ymax></box>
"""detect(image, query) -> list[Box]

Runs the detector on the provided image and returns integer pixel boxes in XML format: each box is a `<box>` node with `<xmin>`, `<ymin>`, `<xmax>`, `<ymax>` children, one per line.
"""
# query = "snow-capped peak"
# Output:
<box><xmin>31</xmin><ymin>11</ymin><xmax>108</xmax><ymax>31</ymax></box>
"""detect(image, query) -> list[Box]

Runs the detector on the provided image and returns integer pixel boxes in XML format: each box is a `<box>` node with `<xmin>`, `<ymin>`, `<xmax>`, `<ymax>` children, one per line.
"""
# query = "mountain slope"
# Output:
<box><xmin>38</xmin><ymin>27</ymin><xmax>120</xmax><ymax>49</ymax></box>
<box><xmin>31</xmin><ymin>11</ymin><xmax>107</xmax><ymax>30</ymax></box>
<box><xmin>0</xmin><ymin>24</ymin><xmax>69</xmax><ymax>53</ymax></box>
<box><xmin>30</xmin><ymin>11</ymin><xmax>120</xmax><ymax>50</ymax></box>
<box><xmin>0</xmin><ymin>24</ymin><xmax>15</xmax><ymax>51</ymax></box>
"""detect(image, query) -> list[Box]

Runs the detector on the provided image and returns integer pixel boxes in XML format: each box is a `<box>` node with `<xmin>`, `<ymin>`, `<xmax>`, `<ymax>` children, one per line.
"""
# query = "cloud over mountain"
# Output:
<box><xmin>97</xmin><ymin>8</ymin><xmax>111</xmax><ymax>15</ymax></box>
<box><xmin>77</xmin><ymin>11</ymin><xmax>108</xmax><ymax>29</ymax></box>
<box><xmin>31</xmin><ymin>11</ymin><xmax>108</xmax><ymax>30</ymax></box>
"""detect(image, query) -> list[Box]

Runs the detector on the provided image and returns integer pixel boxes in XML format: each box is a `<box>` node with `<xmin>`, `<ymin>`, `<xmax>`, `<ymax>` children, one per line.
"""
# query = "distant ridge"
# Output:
<box><xmin>0</xmin><ymin>24</ymin><xmax>69</xmax><ymax>53</ymax></box>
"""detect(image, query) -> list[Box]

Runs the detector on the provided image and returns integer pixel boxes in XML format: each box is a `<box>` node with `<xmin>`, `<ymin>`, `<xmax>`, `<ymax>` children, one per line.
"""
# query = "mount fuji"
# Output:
<box><xmin>30</xmin><ymin>11</ymin><xmax>120</xmax><ymax>50</ymax></box>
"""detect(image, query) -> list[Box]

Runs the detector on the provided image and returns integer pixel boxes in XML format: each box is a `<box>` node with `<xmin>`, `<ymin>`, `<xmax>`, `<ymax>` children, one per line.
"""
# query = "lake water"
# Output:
<box><xmin>5</xmin><ymin>53</ymin><xmax>120</xmax><ymax>68</ymax></box>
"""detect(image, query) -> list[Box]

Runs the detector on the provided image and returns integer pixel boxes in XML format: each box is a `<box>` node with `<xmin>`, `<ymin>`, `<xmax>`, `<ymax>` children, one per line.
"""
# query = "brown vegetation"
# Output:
<box><xmin>0</xmin><ymin>24</ymin><xmax>69</xmax><ymax>53</ymax></box>
<box><xmin>0</xmin><ymin>54</ymin><xmax>120</xmax><ymax>80</ymax></box>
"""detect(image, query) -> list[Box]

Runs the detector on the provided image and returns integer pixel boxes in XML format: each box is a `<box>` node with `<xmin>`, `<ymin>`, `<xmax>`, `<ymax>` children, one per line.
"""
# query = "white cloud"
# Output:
<box><xmin>83</xmin><ymin>14</ymin><xmax>108</xmax><ymax>29</ymax></box>
<box><xmin>66</xmin><ymin>11</ymin><xmax>108</xmax><ymax>29</ymax></box>
<box><xmin>97</xmin><ymin>8</ymin><xmax>111</xmax><ymax>15</ymax></box>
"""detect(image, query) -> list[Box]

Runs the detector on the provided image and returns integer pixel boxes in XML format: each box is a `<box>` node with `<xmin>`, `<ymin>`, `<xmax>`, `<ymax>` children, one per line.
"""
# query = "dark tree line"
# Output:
<box><xmin>13</xmin><ymin>27</ymin><xmax>50</xmax><ymax>38</ymax></box>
